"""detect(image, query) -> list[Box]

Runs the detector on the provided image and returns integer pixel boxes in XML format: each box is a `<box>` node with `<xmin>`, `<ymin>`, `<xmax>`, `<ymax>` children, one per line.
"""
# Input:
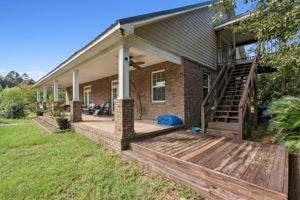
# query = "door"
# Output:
<box><xmin>111</xmin><ymin>80</ymin><xmax>118</xmax><ymax>114</ymax></box>
<box><xmin>84</xmin><ymin>86</ymin><xmax>92</xmax><ymax>106</ymax></box>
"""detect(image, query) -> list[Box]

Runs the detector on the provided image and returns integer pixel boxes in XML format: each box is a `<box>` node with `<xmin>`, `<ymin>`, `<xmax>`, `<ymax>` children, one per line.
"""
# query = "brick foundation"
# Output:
<box><xmin>71</xmin><ymin>123</ymin><xmax>124</xmax><ymax>151</ymax></box>
<box><xmin>114</xmin><ymin>99</ymin><xmax>135</xmax><ymax>149</ymax></box>
<box><xmin>70</xmin><ymin>101</ymin><xmax>82</xmax><ymax>122</ymax></box>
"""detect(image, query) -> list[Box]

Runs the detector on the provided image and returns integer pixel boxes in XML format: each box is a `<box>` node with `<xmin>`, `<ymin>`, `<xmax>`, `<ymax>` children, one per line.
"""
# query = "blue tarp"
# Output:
<box><xmin>156</xmin><ymin>115</ymin><xmax>183</xmax><ymax>126</ymax></box>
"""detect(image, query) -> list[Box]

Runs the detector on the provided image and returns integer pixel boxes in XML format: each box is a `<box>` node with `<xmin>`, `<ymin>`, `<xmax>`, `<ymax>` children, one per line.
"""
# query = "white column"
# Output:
<box><xmin>53</xmin><ymin>79</ymin><xmax>59</xmax><ymax>102</ymax></box>
<box><xmin>43</xmin><ymin>87</ymin><xmax>48</xmax><ymax>100</ymax></box>
<box><xmin>118</xmin><ymin>46</ymin><xmax>130</xmax><ymax>99</ymax></box>
<box><xmin>72</xmin><ymin>69</ymin><xmax>80</xmax><ymax>101</ymax></box>
<box><xmin>36</xmin><ymin>88</ymin><xmax>41</xmax><ymax>103</ymax></box>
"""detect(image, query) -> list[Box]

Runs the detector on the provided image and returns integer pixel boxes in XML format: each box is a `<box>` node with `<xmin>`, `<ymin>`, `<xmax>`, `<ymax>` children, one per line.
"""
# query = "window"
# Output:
<box><xmin>151</xmin><ymin>70</ymin><xmax>165</xmax><ymax>102</ymax></box>
<box><xmin>203</xmin><ymin>73</ymin><xmax>210</xmax><ymax>98</ymax></box>
<box><xmin>84</xmin><ymin>86</ymin><xmax>92</xmax><ymax>106</ymax></box>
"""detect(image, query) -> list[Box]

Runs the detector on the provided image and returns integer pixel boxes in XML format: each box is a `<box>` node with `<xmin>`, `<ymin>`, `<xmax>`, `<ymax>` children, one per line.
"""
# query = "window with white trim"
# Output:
<box><xmin>84</xmin><ymin>85</ymin><xmax>92</xmax><ymax>106</ymax></box>
<box><xmin>203</xmin><ymin>73</ymin><xmax>210</xmax><ymax>98</ymax></box>
<box><xmin>151</xmin><ymin>70</ymin><xmax>165</xmax><ymax>102</ymax></box>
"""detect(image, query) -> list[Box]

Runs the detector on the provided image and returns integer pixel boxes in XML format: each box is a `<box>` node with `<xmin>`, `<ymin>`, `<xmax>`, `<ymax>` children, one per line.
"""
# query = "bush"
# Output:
<box><xmin>267</xmin><ymin>96</ymin><xmax>300</xmax><ymax>155</ymax></box>
<box><xmin>1</xmin><ymin>103</ymin><xmax>26</xmax><ymax>119</ymax></box>
<box><xmin>268</xmin><ymin>96</ymin><xmax>300</xmax><ymax>142</ymax></box>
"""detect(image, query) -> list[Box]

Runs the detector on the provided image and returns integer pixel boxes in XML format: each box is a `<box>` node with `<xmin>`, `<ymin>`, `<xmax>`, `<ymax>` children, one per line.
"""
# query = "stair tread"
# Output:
<box><xmin>214</xmin><ymin>116</ymin><xmax>238</xmax><ymax>119</ymax></box>
<box><xmin>216</xmin><ymin>109</ymin><xmax>238</xmax><ymax>111</ymax></box>
<box><xmin>221</xmin><ymin>100</ymin><xmax>241</xmax><ymax>102</ymax></box>
<box><xmin>218</xmin><ymin>105</ymin><xmax>238</xmax><ymax>108</ymax></box>
<box><xmin>223</xmin><ymin>95</ymin><xmax>242</xmax><ymax>97</ymax></box>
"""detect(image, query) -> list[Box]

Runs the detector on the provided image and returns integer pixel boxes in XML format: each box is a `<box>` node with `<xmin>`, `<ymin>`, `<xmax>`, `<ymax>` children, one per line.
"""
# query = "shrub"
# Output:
<box><xmin>268</xmin><ymin>96</ymin><xmax>300</xmax><ymax>143</ymax></box>
<box><xmin>1</xmin><ymin>103</ymin><xmax>26</xmax><ymax>119</ymax></box>
<box><xmin>49</xmin><ymin>103</ymin><xmax>70</xmax><ymax>130</ymax></box>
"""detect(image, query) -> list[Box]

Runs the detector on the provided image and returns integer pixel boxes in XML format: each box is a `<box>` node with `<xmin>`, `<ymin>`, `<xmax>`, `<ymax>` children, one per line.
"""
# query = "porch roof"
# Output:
<box><xmin>33</xmin><ymin>0</ymin><xmax>215</xmax><ymax>89</ymax></box>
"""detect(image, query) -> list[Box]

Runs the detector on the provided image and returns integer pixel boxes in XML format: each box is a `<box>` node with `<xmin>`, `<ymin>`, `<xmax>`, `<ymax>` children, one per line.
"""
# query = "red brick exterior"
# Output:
<box><xmin>66</xmin><ymin>61</ymin><xmax>185</xmax><ymax>121</ymax></box>
<box><xmin>66</xmin><ymin>60</ymin><xmax>217</xmax><ymax>129</ymax></box>
<box><xmin>70</xmin><ymin>101</ymin><xmax>82</xmax><ymax>122</ymax></box>
<box><xmin>113</xmin><ymin>99</ymin><xmax>135</xmax><ymax>150</ymax></box>
<box><xmin>183</xmin><ymin>58</ymin><xmax>217</xmax><ymax>128</ymax></box>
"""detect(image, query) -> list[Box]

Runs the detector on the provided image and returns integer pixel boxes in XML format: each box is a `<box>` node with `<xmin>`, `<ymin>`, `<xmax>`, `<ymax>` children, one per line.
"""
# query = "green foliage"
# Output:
<box><xmin>0</xmin><ymin>103</ymin><xmax>26</xmax><ymax>119</ymax></box>
<box><xmin>268</xmin><ymin>96</ymin><xmax>300</xmax><ymax>143</ymax></box>
<box><xmin>0</xmin><ymin>85</ymin><xmax>37</xmax><ymax>117</ymax></box>
<box><xmin>282</xmin><ymin>136</ymin><xmax>300</xmax><ymax>155</ymax></box>
<box><xmin>0</xmin><ymin>71</ymin><xmax>35</xmax><ymax>88</ymax></box>
<box><xmin>0</xmin><ymin>87</ymin><xmax>23</xmax><ymax>105</ymax></box>
<box><xmin>257</xmin><ymin>73</ymin><xmax>281</xmax><ymax>105</ymax></box>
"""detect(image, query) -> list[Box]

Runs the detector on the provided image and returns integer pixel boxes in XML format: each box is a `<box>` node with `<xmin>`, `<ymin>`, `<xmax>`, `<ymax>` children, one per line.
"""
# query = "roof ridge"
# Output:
<box><xmin>118</xmin><ymin>0</ymin><xmax>216</xmax><ymax>25</ymax></box>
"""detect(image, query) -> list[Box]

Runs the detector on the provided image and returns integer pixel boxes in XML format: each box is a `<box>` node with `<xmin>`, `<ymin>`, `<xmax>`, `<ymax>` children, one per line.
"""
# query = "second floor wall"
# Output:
<box><xmin>135</xmin><ymin>7</ymin><xmax>222</xmax><ymax>70</ymax></box>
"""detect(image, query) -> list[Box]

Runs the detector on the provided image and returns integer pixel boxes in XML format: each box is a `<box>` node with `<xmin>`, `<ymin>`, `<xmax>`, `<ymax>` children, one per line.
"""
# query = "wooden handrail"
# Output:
<box><xmin>201</xmin><ymin>49</ymin><xmax>236</xmax><ymax>133</ymax></box>
<box><xmin>237</xmin><ymin>54</ymin><xmax>259</xmax><ymax>140</ymax></box>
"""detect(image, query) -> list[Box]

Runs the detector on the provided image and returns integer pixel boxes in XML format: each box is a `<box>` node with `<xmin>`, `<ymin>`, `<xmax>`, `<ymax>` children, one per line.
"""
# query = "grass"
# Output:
<box><xmin>0</xmin><ymin>118</ymin><xmax>31</xmax><ymax>124</ymax></box>
<box><xmin>0</xmin><ymin>123</ymin><xmax>202</xmax><ymax>200</ymax></box>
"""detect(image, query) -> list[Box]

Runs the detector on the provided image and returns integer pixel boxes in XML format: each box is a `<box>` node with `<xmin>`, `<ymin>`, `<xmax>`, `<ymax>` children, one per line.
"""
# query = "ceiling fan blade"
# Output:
<box><xmin>134</xmin><ymin>62</ymin><xmax>145</xmax><ymax>65</ymax></box>
<box><xmin>130</xmin><ymin>55</ymin><xmax>146</xmax><ymax>58</ymax></box>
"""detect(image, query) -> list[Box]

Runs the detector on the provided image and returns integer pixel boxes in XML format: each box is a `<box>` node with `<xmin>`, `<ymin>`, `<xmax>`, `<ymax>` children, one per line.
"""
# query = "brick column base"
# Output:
<box><xmin>114</xmin><ymin>99</ymin><xmax>135</xmax><ymax>149</ymax></box>
<box><xmin>70</xmin><ymin>101</ymin><xmax>82</xmax><ymax>123</ymax></box>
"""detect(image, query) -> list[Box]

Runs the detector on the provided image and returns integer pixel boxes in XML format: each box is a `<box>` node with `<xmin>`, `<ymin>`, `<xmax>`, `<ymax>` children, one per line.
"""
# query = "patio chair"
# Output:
<box><xmin>93</xmin><ymin>99</ymin><xmax>111</xmax><ymax>116</ymax></box>
<box><xmin>82</xmin><ymin>103</ymin><xmax>96</xmax><ymax>114</ymax></box>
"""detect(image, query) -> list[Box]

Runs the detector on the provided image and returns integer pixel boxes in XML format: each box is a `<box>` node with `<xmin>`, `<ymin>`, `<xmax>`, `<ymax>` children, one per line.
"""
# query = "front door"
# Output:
<box><xmin>111</xmin><ymin>80</ymin><xmax>118</xmax><ymax>114</ymax></box>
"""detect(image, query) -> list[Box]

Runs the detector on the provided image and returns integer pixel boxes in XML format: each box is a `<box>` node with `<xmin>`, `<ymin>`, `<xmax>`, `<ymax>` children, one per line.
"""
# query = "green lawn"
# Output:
<box><xmin>0</xmin><ymin>118</ymin><xmax>31</xmax><ymax>124</ymax></box>
<box><xmin>0</xmin><ymin>123</ymin><xmax>202</xmax><ymax>200</ymax></box>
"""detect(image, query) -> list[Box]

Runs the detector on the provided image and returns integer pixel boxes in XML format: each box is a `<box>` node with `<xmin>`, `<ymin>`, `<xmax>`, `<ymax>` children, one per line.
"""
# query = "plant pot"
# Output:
<box><xmin>56</xmin><ymin>118</ymin><xmax>69</xmax><ymax>130</ymax></box>
<box><xmin>36</xmin><ymin>111</ymin><xmax>44</xmax><ymax>116</ymax></box>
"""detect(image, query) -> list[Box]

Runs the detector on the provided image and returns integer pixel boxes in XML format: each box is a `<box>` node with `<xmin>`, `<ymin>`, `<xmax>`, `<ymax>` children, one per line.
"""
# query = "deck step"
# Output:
<box><xmin>208</xmin><ymin>122</ymin><xmax>239</xmax><ymax>131</ymax></box>
<box><xmin>33</xmin><ymin>117</ymin><xmax>60</xmax><ymax>133</ymax></box>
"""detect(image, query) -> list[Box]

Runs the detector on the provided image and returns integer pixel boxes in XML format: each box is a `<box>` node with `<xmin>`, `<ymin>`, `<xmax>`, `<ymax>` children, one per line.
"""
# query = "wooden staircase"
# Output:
<box><xmin>202</xmin><ymin>55</ymin><xmax>259</xmax><ymax>140</ymax></box>
<box><xmin>206</xmin><ymin>62</ymin><xmax>252</xmax><ymax>138</ymax></box>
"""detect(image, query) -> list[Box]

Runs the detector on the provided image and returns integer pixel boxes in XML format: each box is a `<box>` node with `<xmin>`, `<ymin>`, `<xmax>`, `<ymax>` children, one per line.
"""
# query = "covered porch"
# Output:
<box><xmin>33</xmin><ymin>29</ymin><xmax>183</xmax><ymax>150</ymax></box>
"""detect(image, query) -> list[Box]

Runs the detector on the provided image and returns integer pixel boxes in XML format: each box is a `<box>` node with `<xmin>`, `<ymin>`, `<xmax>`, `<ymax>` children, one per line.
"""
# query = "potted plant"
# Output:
<box><xmin>50</xmin><ymin>106</ymin><xmax>70</xmax><ymax>130</ymax></box>
<box><xmin>36</xmin><ymin>109</ymin><xmax>44</xmax><ymax>116</ymax></box>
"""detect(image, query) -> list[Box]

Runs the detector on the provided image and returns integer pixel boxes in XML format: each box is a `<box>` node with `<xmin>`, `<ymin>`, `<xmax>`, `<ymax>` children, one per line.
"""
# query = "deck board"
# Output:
<box><xmin>132</xmin><ymin>130</ymin><xmax>288</xmax><ymax>196</ymax></box>
<box><xmin>230</xmin><ymin>143</ymin><xmax>262</xmax><ymax>178</ymax></box>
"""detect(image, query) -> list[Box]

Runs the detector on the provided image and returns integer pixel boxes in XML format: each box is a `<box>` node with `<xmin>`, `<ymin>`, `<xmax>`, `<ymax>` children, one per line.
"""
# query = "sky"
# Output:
<box><xmin>0</xmin><ymin>0</ymin><xmax>254</xmax><ymax>80</ymax></box>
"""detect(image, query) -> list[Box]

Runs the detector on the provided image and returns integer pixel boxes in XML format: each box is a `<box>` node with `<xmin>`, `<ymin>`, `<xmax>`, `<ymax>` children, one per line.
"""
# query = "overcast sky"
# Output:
<box><xmin>0</xmin><ymin>0</ymin><xmax>254</xmax><ymax>80</ymax></box>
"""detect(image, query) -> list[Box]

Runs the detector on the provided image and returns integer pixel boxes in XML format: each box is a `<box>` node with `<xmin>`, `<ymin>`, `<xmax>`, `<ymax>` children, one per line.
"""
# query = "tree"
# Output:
<box><xmin>210</xmin><ymin>0</ymin><xmax>300</xmax><ymax>97</ymax></box>
<box><xmin>0</xmin><ymin>71</ymin><xmax>35</xmax><ymax>88</ymax></box>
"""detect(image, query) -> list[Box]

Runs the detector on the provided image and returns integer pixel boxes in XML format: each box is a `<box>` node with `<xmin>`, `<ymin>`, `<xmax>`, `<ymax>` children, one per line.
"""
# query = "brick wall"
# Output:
<box><xmin>183</xmin><ymin>58</ymin><xmax>217</xmax><ymax>128</ymax></box>
<box><xmin>66</xmin><ymin>60</ymin><xmax>216</xmax><ymax>127</ymax></box>
<box><xmin>66</xmin><ymin>61</ymin><xmax>185</xmax><ymax>121</ymax></box>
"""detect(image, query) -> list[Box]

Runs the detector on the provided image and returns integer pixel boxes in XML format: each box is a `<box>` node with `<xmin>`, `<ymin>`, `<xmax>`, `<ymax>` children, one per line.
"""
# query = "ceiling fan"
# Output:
<box><xmin>129</xmin><ymin>56</ymin><xmax>145</xmax><ymax>70</ymax></box>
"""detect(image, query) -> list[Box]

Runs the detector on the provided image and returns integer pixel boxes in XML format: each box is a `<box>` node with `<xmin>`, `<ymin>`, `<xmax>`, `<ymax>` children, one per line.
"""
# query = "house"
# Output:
<box><xmin>34</xmin><ymin>0</ymin><xmax>255</xmax><ymax>146</ymax></box>
<box><xmin>33</xmin><ymin>1</ymin><xmax>289</xmax><ymax>199</ymax></box>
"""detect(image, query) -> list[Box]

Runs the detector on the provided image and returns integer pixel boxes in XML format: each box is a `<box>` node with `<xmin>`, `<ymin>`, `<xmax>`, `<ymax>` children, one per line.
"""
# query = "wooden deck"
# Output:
<box><xmin>125</xmin><ymin>130</ymin><xmax>289</xmax><ymax>200</ymax></box>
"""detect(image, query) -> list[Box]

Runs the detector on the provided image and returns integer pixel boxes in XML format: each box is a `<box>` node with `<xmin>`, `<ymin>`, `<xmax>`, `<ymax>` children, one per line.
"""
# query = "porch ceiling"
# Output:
<box><xmin>220</xmin><ymin>29</ymin><xmax>255</xmax><ymax>46</ymax></box>
<box><xmin>43</xmin><ymin>47</ymin><xmax>166</xmax><ymax>89</ymax></box>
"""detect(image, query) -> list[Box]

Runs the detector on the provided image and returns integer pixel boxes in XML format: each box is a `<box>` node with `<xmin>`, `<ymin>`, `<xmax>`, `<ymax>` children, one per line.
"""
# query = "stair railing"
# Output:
<box><xmin>237</xmin><ymin>54</ymin><xmax>259</xmax><ymax>141</ymax></box>
<box><xmin>201</xmin><ymin>48</ymin><xmax>236</xmax><ymax>133</ymax></box>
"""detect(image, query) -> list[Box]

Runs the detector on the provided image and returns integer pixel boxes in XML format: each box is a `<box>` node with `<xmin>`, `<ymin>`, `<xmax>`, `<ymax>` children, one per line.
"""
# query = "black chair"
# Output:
<box><xmin>93</xmin><ymin>99</ymin><xmax>111</xmax><ymax>116</ymax></box>
<box><xmin>83</xmin><ymin>103</ymin><xmax>96</xmax><ymax>114</ymax></box>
